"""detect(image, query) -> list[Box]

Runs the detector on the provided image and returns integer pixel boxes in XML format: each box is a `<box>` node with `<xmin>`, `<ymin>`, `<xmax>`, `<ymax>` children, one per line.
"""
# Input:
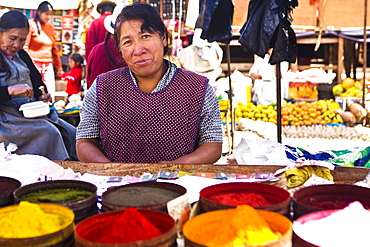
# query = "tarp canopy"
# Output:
<box><xmin>0</xmin><ymin>0</ymin><xmax>81</xmax><ymax>10</ymax></box>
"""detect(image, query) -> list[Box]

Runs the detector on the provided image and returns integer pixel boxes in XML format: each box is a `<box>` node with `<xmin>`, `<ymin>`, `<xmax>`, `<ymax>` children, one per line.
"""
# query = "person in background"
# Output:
<box><xmin>0</xmin><ymin>10</ymin><xmax>78</xmax><ymax>161</ymax></box>
<box><xmin>61</xmin><ymin>53</ymin><xmax>84</xmax><ymax>96</ymax></box>
<box><xmin>24</xmin><ymin>1</ymin><xmax>64</xmax><ymax>102</ymax></box>
<box><xmin>86</xmin><ymin>3</ymin><xmax>127</xmax><ymax>89</ymax></box>
<box><xmin>76</xmin><ymin>3</ymin><xmax>223</xmax><ymax>163</ymax></box>
<box><xmin>249</xmin><ymin>48</ymin><xmax>289</xmax><ymax>106</ymax></box>
<box><xmin>85</xmin><ymin>0</ymin><xmax>116</xmax><ymax>61</ymax></box>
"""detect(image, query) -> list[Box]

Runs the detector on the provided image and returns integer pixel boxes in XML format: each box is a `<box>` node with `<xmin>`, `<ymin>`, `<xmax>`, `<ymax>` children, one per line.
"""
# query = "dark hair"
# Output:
<box><xmin>35</xmin><ymin>1</ymin><xmax>54</xmax><ymax>34</ymax></box>
<box><xmin>0</xmin><ymin>10</ymin><xmax>30</xmax><ymax>79</ymax></box>
<box><xmin>113</xmin><ymin>3</ymin><xmax>170</xmax><ymax>56</ymax></box>
<box><xmin>0</xmin><ymin>10</ymin><xmax>29</xmax><ymax>30</ymax></box>
<box><xmin>98</xmin><ymin>4</ymin><xmax>115</xmax><ymax>14</ymax></box>
<box><xmin>70</xmin><ymin>53</ymin><xmax>84</xmax><ymax>65</ymax></box>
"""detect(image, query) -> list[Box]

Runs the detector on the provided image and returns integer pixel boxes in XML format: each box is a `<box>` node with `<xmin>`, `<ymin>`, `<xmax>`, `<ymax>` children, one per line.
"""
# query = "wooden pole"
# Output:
<box><xmin>362</xmin><ymin>0</ymin><xmax>368</xmax><ymax>107</ymax></box>
<box><xmin>226</xmin><ymin>43</ymin><xmax>234</xmax><ymax>152</ymax></box>
<box><xmin>276</xmin><ymin>63</ymin><xmax>282</xmax><ymax>143</ymax></box>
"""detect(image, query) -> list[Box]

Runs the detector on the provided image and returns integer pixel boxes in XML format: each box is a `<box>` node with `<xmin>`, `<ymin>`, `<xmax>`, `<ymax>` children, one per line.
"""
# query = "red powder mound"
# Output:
<box><xmin>209</xmin><ymin>192</ymin><xmax>271</xmax><ymax>207</ymax></box>
<box><xmin>87</xmin><ymin>208</ymin><xmax>162</xmax><ymax>243</ymax></box>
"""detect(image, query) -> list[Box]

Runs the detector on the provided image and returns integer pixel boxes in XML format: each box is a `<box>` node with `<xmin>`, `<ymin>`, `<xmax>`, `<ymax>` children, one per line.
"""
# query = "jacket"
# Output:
<box><xmin>24</xmin><ymin>19</ymin><xmax>62</xmax><ymax>70</ymax></box>
<box><xmin>0</xmin><ymin>50</ymin><xmax>47</xmax><ymax>103</ymax></box>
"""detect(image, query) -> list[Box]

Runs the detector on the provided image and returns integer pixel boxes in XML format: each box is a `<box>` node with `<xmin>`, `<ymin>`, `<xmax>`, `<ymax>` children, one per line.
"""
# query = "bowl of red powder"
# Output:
<box><xmin>199</xmin><ymin>182</ymin><xmax>291</xmax><ymax>217</ymax></box>
<box><xmin>74</xmin><ymin>207</ymin><xmax>177</xmax><ymax>246</ymax></box>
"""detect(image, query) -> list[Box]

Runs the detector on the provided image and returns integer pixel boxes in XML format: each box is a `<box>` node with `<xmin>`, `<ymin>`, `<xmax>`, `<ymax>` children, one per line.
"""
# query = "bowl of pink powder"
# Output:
<box><xmin>293</xmin><ymin>201</ymin><xmax>370</xmax><ymax>247</ymax></box>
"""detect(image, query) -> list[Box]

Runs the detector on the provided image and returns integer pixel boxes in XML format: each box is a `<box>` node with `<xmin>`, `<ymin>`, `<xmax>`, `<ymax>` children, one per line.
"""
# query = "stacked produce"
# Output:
<box><xmin>332</xmin><ymin>77</ymin><xmax>364</xmax><ymax>98</ymax></box>
<box><xmin>283</xmin><ymin>125</ymin><xmax>362</xmax><ymax>139</ymax></box>
<box><xmin>234</xmin><ymin>102</ymin><xmax>277</xmax><ymax>124</ymax></box>
<box><xmin>230</xmin><ymin>100</ymin><xmax>343</xmax><ymax>126</ymax></box>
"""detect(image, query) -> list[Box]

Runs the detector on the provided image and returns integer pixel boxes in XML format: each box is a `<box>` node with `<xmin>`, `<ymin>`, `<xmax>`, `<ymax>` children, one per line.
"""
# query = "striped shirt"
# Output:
<box><xmin>76</xmin><ymin>61</ymin><xmax>223</xmax><ymax>146</ymax></box>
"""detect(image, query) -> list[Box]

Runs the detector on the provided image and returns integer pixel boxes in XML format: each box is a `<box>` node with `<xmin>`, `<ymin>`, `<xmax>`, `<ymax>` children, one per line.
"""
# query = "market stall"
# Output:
<box><xmin>2</xmin><ymin>0</ymin><xmax>370</xmax><ymax>245</ymax></box>
<box><xmin>3</xmin><ymin>154</ymin><xmax>370</xmax><ymax>246</ymax></box>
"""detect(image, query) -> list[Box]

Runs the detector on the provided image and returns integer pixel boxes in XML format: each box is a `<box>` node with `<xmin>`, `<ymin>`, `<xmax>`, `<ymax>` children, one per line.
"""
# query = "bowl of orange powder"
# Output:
<box><xmin>183</xmin><ymin>205</ymin><xmax>292</xmax><ymax>247</ymax></box>
<box><xmin>199</xmin><ymin>182</ymin><xmax>291</xmax><ymax>217</ymax></box>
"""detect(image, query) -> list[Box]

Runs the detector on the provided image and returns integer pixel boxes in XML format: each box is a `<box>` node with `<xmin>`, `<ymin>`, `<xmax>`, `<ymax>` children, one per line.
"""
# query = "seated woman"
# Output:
<box><xmin>76</xmin><ymin>3</ymin><xmax>223</xmax><ymax>163</ymax></box>
<box><xmin>0</xmin><ymin>10</ymin><xmax>77</xmax><ymax>161</ymax></box>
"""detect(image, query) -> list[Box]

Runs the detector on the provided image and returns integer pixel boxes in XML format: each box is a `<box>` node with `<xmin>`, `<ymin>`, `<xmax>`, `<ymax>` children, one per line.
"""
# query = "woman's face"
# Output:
<box><xmin>38</xmin><ymin>10</ymin><xmax>53</xmax><ymax>24</ymax></box>
<box><xmin>0</xmin><ymin>28</ymin><xmax>29</xmax><ymax>56</ymax></box>
<box><xmin>118</xmin><ymin>19</ymin><xmax>167</xmax><ymax>80</ymax></box>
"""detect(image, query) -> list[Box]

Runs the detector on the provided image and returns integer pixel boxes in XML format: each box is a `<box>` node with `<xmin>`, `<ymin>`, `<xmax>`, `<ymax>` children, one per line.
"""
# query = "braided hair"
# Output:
<box><xmin>0</xmin><ymin>10</ymin><xmax>29</xmax><ymax>79</ymax></box>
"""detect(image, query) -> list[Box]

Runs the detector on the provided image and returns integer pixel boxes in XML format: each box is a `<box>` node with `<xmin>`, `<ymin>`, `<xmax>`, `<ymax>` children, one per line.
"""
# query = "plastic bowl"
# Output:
<box><xmin>19</xmin><ymin>101</ymin><xmax>50</xmax><ymax>118</ymax></box>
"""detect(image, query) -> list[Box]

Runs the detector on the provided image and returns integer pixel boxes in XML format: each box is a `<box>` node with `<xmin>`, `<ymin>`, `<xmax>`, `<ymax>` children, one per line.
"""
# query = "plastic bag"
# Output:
<box><xmin>328</xmin><ymin>147</ymin><xmax>370</xmax><ymax>167</ymax></box>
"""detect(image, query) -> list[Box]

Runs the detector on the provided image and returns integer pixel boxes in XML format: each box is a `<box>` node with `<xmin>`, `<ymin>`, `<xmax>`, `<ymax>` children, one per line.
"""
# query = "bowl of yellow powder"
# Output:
<box><xmin>0</xmin><ymin>201</ymin><xmax>75</xmax><ymax>246</ymax></box>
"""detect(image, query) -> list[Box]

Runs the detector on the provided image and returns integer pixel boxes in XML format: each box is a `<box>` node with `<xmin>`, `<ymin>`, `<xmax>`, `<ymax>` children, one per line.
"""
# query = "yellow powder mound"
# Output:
<box><xmin>0</xmin><ymin>201</ymin><xmax>63</xmax><ymax>238</ymax></box>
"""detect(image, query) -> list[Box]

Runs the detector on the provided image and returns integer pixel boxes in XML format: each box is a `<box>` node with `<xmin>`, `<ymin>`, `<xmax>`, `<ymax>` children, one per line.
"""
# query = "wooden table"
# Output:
<box><xmin>56</xmin><ymin>161</ymin><xmax>370</xmax><ymax>185</ymax></box>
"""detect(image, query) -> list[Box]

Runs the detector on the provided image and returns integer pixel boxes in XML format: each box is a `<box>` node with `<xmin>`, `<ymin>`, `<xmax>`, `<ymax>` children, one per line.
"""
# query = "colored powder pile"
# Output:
<box><xmin>186</xmin><ymin>205</ymin><xmax>281</xmax><ymax>246</ymax></box>
<box><xmin>293</xmin><ymin>201</ymin><xmax>370</xmax><ymax>246</ymax></box>
<box><xmin>85</xmin><ymin>208</ymin><xmax>162</xmax><ymax>243</ymax></box>
<box><xmin>21</xmin><ymin>188</ymin><xmax>92</xmax><ymax>203</ymax></box>
<box><xmin>209</xmin><ymin>192</ymin><xmax>271</xmax><ymax>207</ymax></box>
<box><xmin>0</xmin><ymin>201</ymin><xmax>64</xmax><ymax>238</ymax></box>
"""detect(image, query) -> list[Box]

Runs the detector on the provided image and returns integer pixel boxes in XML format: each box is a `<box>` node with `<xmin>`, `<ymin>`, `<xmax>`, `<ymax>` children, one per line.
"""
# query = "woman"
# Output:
<box><xmin>76</xmin><ymin>3</ymin><xmax>223</xmax><ymax>163</ymax></box>
<box><xmin>24</xmin><ymin>1</ymin><xmax>64</xmax><ymax>101</ymax></box>
<box><xmin>85</xmin><ymin>0</ymin><xmax>116</xmax><ymax>61</ymax></box>
<box><xmin>0</xmin><ymin>10</ymin><xmax>77</xmax><ymax>161</ymax></box>
<box><xmin>86</xmin><ymin>3</ymin><xmax>127</xmax><ymax>89</ymax></box>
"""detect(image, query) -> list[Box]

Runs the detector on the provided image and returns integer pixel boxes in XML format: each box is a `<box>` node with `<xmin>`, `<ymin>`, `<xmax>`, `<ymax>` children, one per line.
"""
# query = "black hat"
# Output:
<box><xmin>96</xmin><ymin>1</ymin><xmax>116</xmax><ymax>14</ymax></box>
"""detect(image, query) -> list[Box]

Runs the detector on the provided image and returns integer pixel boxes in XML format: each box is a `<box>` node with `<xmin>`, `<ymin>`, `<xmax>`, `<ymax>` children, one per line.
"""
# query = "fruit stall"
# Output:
<box><xmin>219</xmin><ymin>72</ymin><xmax>370</xmax><ymax>127</ymax></box>
<box><xmin>217</xmin><ymin>68</ymin><xmax>370</xmax><ymax>156</ymax></box>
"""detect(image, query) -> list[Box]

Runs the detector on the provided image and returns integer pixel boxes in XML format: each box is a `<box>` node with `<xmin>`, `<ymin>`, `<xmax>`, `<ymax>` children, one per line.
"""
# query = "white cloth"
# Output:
<box><xmin>249</xmin><ymin>54</ymin><xmax>289</xmax><ymax>105</ymax></box>
<box><xmin>0</xmin><ymin>150</ymin><xmax>80</xmax><ymax>186</ymax></box>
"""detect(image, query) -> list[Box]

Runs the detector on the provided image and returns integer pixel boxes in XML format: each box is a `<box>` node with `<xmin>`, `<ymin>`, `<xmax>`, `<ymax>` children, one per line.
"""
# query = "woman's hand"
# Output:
<box><xmin>8</xmin><ymin>84</ymin><xmax>34</xmax><ymax>98</ymax></box>
<box><xmin>38</xmin><ymin>93</ymin><xmax>52</xmax><ymax>103</ymax></box>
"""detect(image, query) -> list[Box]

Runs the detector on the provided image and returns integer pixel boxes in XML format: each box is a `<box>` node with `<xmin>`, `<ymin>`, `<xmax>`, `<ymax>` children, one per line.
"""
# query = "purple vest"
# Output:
<box><xmin>96</xmin><ymin>66</ymin><xmax>208</xmax><ymax>163</ymax></box>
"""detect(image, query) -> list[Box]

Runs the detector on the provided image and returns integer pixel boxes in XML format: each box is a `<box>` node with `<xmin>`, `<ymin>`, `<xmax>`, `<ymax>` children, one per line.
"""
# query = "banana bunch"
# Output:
<box><xmin>317</xmin><ymin>99</ymin><xmax>343</xmax><ymax>124</ymax></box>
<box><xmin>316</xmin><ymin>99</ymin><xmax>341</xmax><ymax>112</ymax></box>
<box><xmin>328</xmin><ymin>99</ymin><xmax>341</xmax><ymax>111</ymax></box>
<box><xmin>327</xmin><ymin>112</ymin><xmax>344</xmax><ymax>124</ymax></box>
<box><xmin>316</xmin><ymin>100</ymin><xmax>328</xmax><ymax>111</ymax></box>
